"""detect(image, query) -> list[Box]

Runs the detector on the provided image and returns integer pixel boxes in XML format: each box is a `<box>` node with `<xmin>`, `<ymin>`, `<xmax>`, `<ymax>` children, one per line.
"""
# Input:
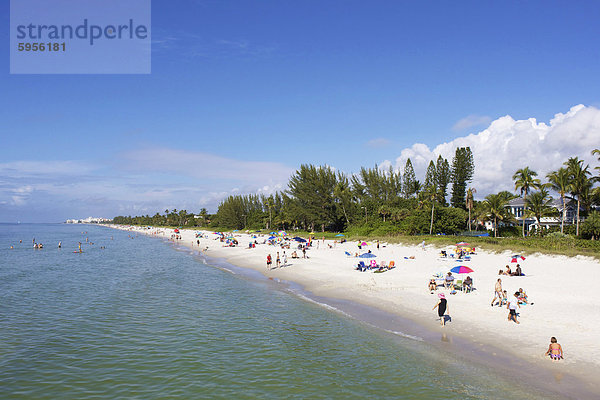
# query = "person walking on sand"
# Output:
<box><xmin>508</xmin><ymin>291</ymin><xmax>520</xmax><ymax>324</ymax></box>
<box><xmin>276</xmin><ymin>252</ymin><xmax>281</xmax><ymax>268</ymax></box>
<box><xmin>266</xmin><ymin>254</ymin><xmax>272</xmax><ymax>270</ymax></box>
<box><xmin>491</xmin><ymin>278</ymin><xmax>503</xmax><ymax>306</ymax></box>
<box><xmin>282</xmin><ymin>252</ymin><xmax>287</xmax><ymax>267</ymax></box>
<box><xmin>433</xmin><ymin>293</ymin><xmax>449</xmax><ymax>326</ymax></box>
<box><xmin>545</xmin><ymin>337</ymin><xmax>564</xmax><ymax>360</ymax></box>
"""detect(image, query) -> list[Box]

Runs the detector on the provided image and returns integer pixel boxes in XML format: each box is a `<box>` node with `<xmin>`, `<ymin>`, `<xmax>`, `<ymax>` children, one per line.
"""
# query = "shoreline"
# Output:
<box><xmin>108</xmin><ymin>225</ymin><xmax>600</xmax><ymax>398</ymax></box>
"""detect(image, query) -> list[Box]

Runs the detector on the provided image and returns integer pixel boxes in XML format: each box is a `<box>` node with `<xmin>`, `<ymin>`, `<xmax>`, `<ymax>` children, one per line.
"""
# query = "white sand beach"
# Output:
<box><xmin>113</xmin><ymin>225</ymin><xmax>600</xmax><ymax>395</ymax></box>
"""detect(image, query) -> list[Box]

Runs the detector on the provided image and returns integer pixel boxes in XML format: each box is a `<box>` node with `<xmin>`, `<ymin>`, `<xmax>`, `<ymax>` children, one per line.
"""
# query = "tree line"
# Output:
<box><xmin>112</xmin><ymin>147</ymin><xmax>600</xmax><ymax>239</ymax></box>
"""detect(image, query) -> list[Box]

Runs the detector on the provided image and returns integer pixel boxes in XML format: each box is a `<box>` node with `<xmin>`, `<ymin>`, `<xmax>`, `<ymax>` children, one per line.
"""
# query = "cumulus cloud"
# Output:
<box><xmin>452</xmin><ymin>114</ymin><xmax>493</xmax><ymax>131</ymax></box>
<box><xmin>385</xmin><ymin>105</ymin><xmax>600</xmax><ymax>199</ymax></box>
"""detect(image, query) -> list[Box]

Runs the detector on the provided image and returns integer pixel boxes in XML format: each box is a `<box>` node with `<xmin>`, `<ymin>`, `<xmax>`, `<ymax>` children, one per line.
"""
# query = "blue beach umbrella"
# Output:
<box><xmin>335</xmin><ymin>234</ymin><xmax>345</xmax><ymax>237</ymax></box>
<box><xmin>358</xmin><ymin>253</ymin><xmax>376</xmax><ymax>258</ymax></box>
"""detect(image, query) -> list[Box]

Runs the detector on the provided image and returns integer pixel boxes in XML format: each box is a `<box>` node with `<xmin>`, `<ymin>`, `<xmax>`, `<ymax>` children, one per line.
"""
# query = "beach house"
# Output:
<box><xmin>505</xmin><ymin>197</ymin><xmax>580</xmax><ymax>231</ymax></box>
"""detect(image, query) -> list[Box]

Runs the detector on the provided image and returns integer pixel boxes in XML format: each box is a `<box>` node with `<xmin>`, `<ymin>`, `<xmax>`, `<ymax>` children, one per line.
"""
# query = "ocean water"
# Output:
<box><xmin>0</xmin><ymin>224</ymin><xmax>561</xmax><ymax>399</ymax></box>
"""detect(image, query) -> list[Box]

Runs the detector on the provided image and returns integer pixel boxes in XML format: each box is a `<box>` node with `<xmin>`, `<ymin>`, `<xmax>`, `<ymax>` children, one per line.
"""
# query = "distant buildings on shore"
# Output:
<box><xmin>65</xmin><ymin>217</ymin><xmax>111</xmax><ymax>224</ymax></box>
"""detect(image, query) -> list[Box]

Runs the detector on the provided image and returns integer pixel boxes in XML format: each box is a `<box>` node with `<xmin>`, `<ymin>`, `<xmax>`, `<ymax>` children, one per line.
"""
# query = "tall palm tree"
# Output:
<box><xmin>546</xmin><ymin>168</ymin><xmax>570</xmax><ymax>233</ymax></box>
<box><xmin>524</xmin><ymin>188</ymin><xmax>555</xmax><ymax>235</ymax></box>
<box><xmin>513</xmin><ymin>167</ymin><xmax>541</xmax><ymax>237</ymax></box>
<box><xmin>481</xmin><ymin>193</ymin><xmax>513</xmax><ymax>238</ymax></box>
<box><xmin>466</xmin><ymin>187</ymin><xmax>476</xmax><ymax>231</ymax></box>
<box><xmin>565</xmin><ymin>157</ymin><xmax>591</xmax><ymax>236</ymax></box>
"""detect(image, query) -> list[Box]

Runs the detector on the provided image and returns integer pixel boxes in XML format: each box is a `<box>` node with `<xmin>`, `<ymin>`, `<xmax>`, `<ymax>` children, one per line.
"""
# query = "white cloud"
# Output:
<box><xmin>385</xmin><ymin>105</ymin><xmax>600</xmax><ymax>199</ymax></box>
<box><xmin>452</xmin><ymin>114</ymin><xmax>493</xmax><ymax>131</ymax></box>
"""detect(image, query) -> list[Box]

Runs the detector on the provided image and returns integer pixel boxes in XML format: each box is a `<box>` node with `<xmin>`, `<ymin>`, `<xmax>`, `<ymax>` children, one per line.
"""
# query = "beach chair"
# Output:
<box><xmin>455</xmin><ymin>280</ymin><xmax>463</xmax><ymax>291</ymax></box>
<box><xmin>356</xmin><ymin>261</ymin><xmax>367</xmax><ymax>271</ymax></box>
<box><xmin>345</xmin><ymin>251</ymin><xmax>352</xmax><ymax>257</ymax></box>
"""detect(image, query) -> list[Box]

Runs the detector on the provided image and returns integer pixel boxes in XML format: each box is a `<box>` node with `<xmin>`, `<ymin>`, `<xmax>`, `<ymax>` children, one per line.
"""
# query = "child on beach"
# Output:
<box><xmin>545</xmin><ymin>337</ymin><xmax>563</xmax><ymax>360</ymax></box>
<box><xmin>500</xmin><ymin>290</ymin><xmax>508</xmax><ymax>306</ymax></box>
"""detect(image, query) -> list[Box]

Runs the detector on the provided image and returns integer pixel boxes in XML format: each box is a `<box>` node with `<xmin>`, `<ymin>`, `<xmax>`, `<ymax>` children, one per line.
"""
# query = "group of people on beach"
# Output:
<box><xmin>266</xmin><ymin>251</ymin><xmax>289</xmax><ymax>270</ymax></box>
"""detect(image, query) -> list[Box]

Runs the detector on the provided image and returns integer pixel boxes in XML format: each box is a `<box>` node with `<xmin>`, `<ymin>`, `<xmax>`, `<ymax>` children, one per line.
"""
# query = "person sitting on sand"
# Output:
<box><xmin>444</xmin><ymin>272</ymin><xmax>455</xmax><ymax>290</ymax></box>
<box><xmin>545</xmin><ymin>337</ymin><xmax>563</xmax><ymax>360</ymax></box>
<box><xmin>463</xmin><ymin>276</ymin><xmax>473</xmax><ymax>292</ymax></box>
<box><xmin>517</xmin><ymin>288</ymin><xmax>529</xmax><ymax>305</ymax></box>
<box><xmin>291</xmin><ymin>251</ymin><xmax>299</xmax><ymax>259</ymax></box>
<box><xmin>512</xmin><ymin>264</ymin><xmax>523</xmax><ymax>276</ymax></box>
<box><xmin>428</xmin><ymin>278</ymin><xmax>437</xmax><ymax>293</ymax></box>
<box><xmin>503</xmin><ymin>265</ymin><xmax>512</xmax><ymax>275</ymax></box>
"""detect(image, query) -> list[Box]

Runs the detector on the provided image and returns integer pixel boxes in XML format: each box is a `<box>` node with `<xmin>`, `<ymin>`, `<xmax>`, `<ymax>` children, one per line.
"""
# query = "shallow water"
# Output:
<box><xmin>0</xmin><ymin>224</ymin><xmax>562</xmax><ymax>399</ymax></box>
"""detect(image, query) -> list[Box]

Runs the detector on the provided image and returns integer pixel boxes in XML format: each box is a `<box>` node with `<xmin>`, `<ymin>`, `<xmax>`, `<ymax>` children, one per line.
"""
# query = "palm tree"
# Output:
<box><xmin>466</xmin><ymin>187</ymin><xmax>476</xmax><ymax>231</ymax></box>
<box><xmin>378</xmin><ymin>204</ymin><xmax>391</xmax><ymax>222</ymax></box>
<box><xmin>481</xmin><ymin>193</ymin><xmax>513</xmax><ymax>238</ymax></box>
<box><xmin>546</xmin><ymin>168</ymin><xmax>570</xmax><ymax>233</ymax></box>
<box><xmin>420</xmin><ymin>185</ymin><xmax>440</xmax><ymax>235</ymax></box>
<box><xmin>524</xmin><ymin>188</ymin><xmax>555</xmax><ymax>235</ymax></box>
<box><xmin>565</xmin><ymin>157</ymin><xmax>591</xmax><ymax>236</ymax></box>
<box><xmin>513</xmin><ymin>167</ymin><xmax>541</xmax><ymax>237</ymax></box>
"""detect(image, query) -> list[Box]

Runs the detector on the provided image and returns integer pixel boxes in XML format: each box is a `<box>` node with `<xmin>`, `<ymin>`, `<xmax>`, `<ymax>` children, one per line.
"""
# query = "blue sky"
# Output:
<box><xmin>1</xmin><ymin>1</ymin><xmax>600</xmax><ymax>222</ymax></box>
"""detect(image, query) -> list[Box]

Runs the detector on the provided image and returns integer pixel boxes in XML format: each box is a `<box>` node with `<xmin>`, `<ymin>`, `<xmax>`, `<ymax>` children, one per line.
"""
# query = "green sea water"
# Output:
<box><xmin>0</xmin><ymin>224</ymin><xmax>565</xmax><ymax>399</ymax></box>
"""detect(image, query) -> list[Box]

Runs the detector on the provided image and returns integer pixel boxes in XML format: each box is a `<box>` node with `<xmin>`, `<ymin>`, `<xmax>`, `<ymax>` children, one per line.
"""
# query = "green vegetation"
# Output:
<box><xmin>111</xmin><ymin>147</ymin><xmax>600</xmax><ymax>258</ymax></box>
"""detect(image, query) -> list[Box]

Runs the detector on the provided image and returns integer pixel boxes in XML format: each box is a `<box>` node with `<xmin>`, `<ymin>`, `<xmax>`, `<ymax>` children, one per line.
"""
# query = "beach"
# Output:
<box><xmin>112</xmin><ymin>225</ymin><xmax>600</xmax><ymax>397</ymax></box>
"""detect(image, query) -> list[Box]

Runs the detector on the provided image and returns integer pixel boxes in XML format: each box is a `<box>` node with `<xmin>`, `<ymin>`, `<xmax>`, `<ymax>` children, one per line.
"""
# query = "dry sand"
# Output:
<box><xmin>112</xmin><ymin>225</ymin><xmax>600</xmax><ymax>395</ymax></box>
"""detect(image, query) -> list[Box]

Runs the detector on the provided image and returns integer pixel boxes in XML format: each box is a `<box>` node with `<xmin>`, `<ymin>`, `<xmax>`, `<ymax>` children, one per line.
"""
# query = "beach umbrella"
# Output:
<box><xmin>335</xmin><ymin>234</ymin><xmax>345</xmax><ymax>237</ymax></box>
<box><xmin>295</xmin><ymin>238</ymin><xmax>307</xmax><ymax>243</ymax></box>
<box><xmin>358</xmin><ymin>253</ymin><xmax>376</xmax><ymax>258</ymax></box>
<box><xmin>450</xmin><ymin>265</ymin><xmax>474</xmax><ymax>274</ymax></box>
<box><xmin>361</xmin><ymin>241</ymin><xmax>370</xmax><ymax>246</ymax></box>
<box><xmin>268</xmin><ymin>236</ymin><xmax>276</xmax><ymax>240</ymax></box>
<box><xmin>456</xmin><ymin>242</ymin><xmax>470</xmax><ymax>246</ymax></box>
